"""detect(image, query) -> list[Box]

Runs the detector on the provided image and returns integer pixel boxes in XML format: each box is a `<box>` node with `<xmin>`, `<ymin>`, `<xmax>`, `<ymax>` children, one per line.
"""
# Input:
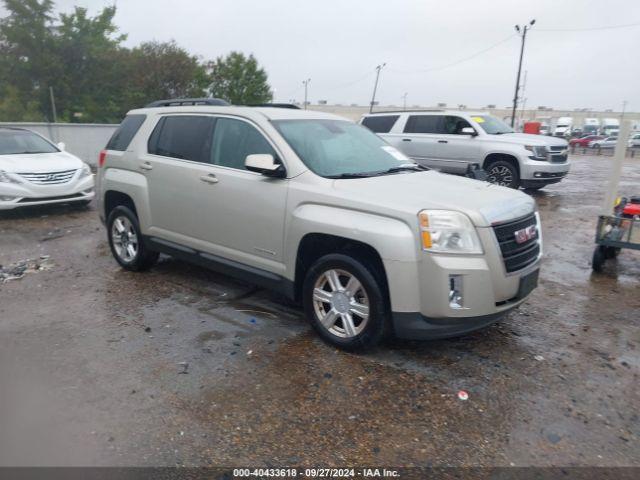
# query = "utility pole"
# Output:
<box><xmin>621</xmin><ymin>100</ymin><xmax>628</xmax><ymax>121</ymax></box>
<box><xmin>511</xmin><ymin>20</ymin><xmax>535</xmax><ymax>128</ymax></box>
<box><xmin>369</xmin><ymin>63</ymin><xmax>386</xmax><ymax>114</ymax></box>
<box><xmin>49</xmin><ymin>86</ymin><xmax>58</xmax><ymax>123</ymax></box>
<box><xmin>302</xmin><ymin>78</ymin><xmax>311</xmax><ymax>110</ymax></box>
<box><xmin>402</xmin><ymin>92</ymin><xmax>408</xmax><ymax>111</ymax></box>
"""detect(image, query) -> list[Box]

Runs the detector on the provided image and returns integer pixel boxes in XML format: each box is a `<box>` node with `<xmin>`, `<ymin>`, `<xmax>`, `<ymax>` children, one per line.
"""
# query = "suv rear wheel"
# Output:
<box><xmin>302</xmin><ymin>253</ymin><xmax>389</xmax><ymax>351</ymax></box>
<box><xmin>107</xmin><ymin>206</ymin><xmax>158</xmax><ymax>271</ymax></box>
<box><xmin>485</xmin><ymin>160</ymin><xmax>520</xmax><ymax>189</ymax></box>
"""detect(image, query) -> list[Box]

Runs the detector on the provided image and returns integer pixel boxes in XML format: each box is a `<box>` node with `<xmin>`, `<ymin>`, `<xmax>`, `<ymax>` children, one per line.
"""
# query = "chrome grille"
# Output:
<box><xmin>547</xmin><ymin>145</ymin><xmax>568</xmax><ymax>163</ymax></box>
<box><xmin>18</xmin><ymin>169</ymin><xmax>77</xmax><ymax>185</ymax></box>
<box><xmin>492</xmin><ymin>213</ymin><xmax>541</xmax><ymax>273</ymax></box>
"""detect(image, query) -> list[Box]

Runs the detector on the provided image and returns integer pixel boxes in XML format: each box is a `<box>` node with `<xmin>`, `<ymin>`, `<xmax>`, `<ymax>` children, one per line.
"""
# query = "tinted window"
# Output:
<box><xmin>361</xmin><ymin>115</ymin><xmax>400</xmax><ymax>133</ymax></box>
<box><xmin>210</xmin><ymin>118</ymin><xmax>276</xmax><ymax>170</ymax></box>
<box><xmin>404</xmin><ymin>115</ymin><xmax>444</xmax><ymax>134</ymax></box>
<box><xmin>106</xmin><ymin>114</ymin><xmax>146</xmax><ymax>151</ymax></box>
<box><xmin>148</xmin><ymin>115</ymin><xmax>215</xmax><ymax>163</ymax></box>
<box><xmin>0</xmin><ymin>130</ymin><xmax>58</xmax><ymax>155</ymax></box>
<box><xmin>443</xmin><ymin>116</ymin><xmax>473</xmax><ymax>135</ymax></box>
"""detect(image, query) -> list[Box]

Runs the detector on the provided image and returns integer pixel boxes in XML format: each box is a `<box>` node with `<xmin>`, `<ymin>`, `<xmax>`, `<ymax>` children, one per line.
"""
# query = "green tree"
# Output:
<box><xmin>0</xmin><ymin>85</ymin><xmax>45</xmax><ymax>121</ymax></box>
<box><xmin>123</xmin><ymin>41</ymin><xmax>209</xmax><ymax>109</ymax></box>
<box><xmin>207</xmin><ymin>52</ymin><xmax>272</xmax><ymax>104</ymax></box>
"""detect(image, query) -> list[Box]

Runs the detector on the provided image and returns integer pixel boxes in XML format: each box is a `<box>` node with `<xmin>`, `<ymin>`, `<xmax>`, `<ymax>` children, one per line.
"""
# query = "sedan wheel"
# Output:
<box><xmin>312</xmin><ymin>268</ymin><xmax>370</xmax><ymax>338</ymax></box>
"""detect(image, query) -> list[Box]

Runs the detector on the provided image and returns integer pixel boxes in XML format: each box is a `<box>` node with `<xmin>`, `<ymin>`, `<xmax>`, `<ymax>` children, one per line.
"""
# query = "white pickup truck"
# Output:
<box><xmin>361</xmin><ymin>110</ymin><xmax>570</xmax><ymax>190</ymax></box>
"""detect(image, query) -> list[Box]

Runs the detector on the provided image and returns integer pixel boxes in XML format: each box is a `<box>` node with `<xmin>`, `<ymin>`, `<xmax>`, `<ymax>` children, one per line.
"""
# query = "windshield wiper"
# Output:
<box><xmin>326</xmin><ymin>172</ymin><xmax>375</xmax><ymax>179</ymax></box>
<box><xmin>383</xmin><ymin>164</ymin><xmax>428</xmax><ymax>174</ymax></box>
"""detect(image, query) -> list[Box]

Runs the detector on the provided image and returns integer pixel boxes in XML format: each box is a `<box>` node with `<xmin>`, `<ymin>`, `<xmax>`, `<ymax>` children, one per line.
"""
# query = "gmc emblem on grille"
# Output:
<box><xmin>514</xmin><ymin>225</ymin><xmax>537</xmax><ymax>244</ymax></box>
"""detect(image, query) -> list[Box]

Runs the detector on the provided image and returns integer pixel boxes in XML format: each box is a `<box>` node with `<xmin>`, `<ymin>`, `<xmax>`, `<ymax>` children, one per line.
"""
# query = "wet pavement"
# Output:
<box><xmin>0</xmin><ymin>155</ymin><xmax>638</xmax><ymax>468</ymax></box>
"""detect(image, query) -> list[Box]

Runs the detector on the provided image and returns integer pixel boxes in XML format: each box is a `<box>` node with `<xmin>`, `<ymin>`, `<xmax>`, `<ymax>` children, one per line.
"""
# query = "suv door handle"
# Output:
<box><xmin>200</xmin><ymin>174</ymin><xmax>219</xmax><ymax>184</ymax></box>
<box><xmin>402</xmin><ymin>138</ymin><xmax>412</xmax><ymax>142</ymax></box>
<box><xmin>139</xmin><ymin>162</ymin><xmax>153</xmax><ymax>171</ymax></box>
<box><xmin>438</xmin><ymin>140</ymin><xmax>448</xmax><ymax>144</ymax></box>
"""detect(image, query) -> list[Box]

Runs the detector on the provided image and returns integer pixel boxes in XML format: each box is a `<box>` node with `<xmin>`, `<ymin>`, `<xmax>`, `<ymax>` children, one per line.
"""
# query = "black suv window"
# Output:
<box><xmin>148</xmin><ymin>115</ymin><xmax>215</xmax><ymax>163</ymax></box>
<box><xmin>106</xmin><ymin>114</ymin><xmax>146</xmax><ymax>151</ymax></box>
<box><xmin>443</xmin><ymin>116</ymin><xmax>473</xmax><ymax>135</ymax></box>
<box><xmin>404</xmin><ymin>115</ymin><xmax>444</xmax><ymax>134</ymax></box>
<box><xmin>361</xmin><ymin>115</ymin><xmax>400</xmax><ymax>133</ymax></box>
<box><xmin>210</xmin><ymin>118</ymin><xmax>276</xmax><ymax>170</ymax></box>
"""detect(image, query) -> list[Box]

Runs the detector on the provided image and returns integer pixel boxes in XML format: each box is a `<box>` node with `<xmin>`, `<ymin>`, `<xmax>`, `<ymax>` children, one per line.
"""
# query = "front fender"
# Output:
<box><xmin>285</xmin><ymin>204</ymin><xmax>422</xmax><ymax>312</ymax></box>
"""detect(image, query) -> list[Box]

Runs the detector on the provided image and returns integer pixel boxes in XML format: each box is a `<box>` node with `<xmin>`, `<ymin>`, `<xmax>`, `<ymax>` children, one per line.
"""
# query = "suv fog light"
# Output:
<box><xmin>534</xmin><ymin>172</ymin><xmax>542</xmax><ymax>178</ymax></box>
<box><xmin>0</xmin><ymin>195</ymin><xmax>16</xmax><ymax>201</ymax></box>
<box><xmin>449</xmin><ymin>275</ymin><xmax>464</xmax><ymax>309</ymax></box>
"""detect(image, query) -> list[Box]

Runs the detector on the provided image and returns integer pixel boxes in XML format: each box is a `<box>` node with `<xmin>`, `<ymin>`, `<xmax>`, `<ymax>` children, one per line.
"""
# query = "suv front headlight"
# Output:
<box><xmin>524</xmin><ymin>145</ymin><xmax>547</xmax><ymax>160</ymax></box>
<box><xmin>79</xmin><ymin>163</ymin><xmax>92</xmax><ymax>178</ymax></box>
<box><xmin>418</xmin><ymin>210</ymin><xmax>483</xmax><ymax>254</ymax></box>
<box><xmin>0</xmin><ymin>170</ymin><xmax>21</xmax><ymax>184</ymax></box>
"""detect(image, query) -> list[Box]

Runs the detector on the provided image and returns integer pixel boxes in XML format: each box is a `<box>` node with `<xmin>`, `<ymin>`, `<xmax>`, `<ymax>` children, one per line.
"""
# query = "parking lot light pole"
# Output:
<box><xmin>511</xmin><ymin>20</ymin><xmax>535</xmax><ymax>128</ymax></box>
<box><xmin>369</xmin><ymin>63</ymin><xmax>386</xmax><ymax>114</ymax></box>
<box><xmin>302</xmin><ymin>78</ymin><xmax>311</xmax><ymax>110</ymax></box>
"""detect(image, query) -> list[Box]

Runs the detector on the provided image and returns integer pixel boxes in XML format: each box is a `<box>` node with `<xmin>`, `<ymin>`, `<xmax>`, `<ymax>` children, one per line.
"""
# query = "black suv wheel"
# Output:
<box><xmin>485</xmin><ymin>160</ymin><xmax>520</xmax><ymax>189</ymax></box>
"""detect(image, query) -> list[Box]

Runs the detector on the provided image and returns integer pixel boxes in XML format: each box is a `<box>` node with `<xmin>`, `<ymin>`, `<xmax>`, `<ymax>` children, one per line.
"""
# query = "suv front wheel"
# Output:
<box><xmin>302</xmin><ymin>253</ymin><xmax>389</xmax><ymax>351</ymax></box>
<box><xmin>107</xmin><ymin>206</ymin><xmax>159</xmax><ymax>271</ymax></box>
<box><xmin>485</xmin><ymin>160</ymin><xmax>520</xmax><ymax>189</ymax></box>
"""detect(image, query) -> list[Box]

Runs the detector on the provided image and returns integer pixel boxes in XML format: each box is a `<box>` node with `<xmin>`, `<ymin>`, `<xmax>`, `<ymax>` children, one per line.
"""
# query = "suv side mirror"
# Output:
<box><xmin>57</xmin><ymin>142</ymin><xmax>66</xmax><ymax>151</ymax></box>
<box><xmin>245</xmin><ymin>154</ymin><xmax>286</xmax><ymax>178</ymax></box>
<box><xmin>461</xmin><ymin>127</ymin><xmax>477</xmax><ymax>136</ymax></box>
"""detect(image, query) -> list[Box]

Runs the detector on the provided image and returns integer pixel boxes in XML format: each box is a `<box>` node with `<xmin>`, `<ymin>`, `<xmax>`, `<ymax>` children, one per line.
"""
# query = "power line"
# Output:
<box><xmin>537</xmin><ymin>21</ymin><xmax>640</xmax><ymax>32</ymax></box>
<box><xmin>388</xmin><ymin>34</ymin><xmax>517</xmax><ymax>74</ymax></box>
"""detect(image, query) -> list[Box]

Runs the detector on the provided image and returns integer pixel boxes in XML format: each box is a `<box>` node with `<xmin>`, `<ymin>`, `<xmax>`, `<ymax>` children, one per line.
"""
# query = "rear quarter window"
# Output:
<box><xmin>106</xmin><ymin>114</ymin><xmax>147</xmax><ymax>151</ymax></box>
<box><xmin>361</xmin><ymin>115</ymin><xmax>400</xmax><ymax>133</ymax></box>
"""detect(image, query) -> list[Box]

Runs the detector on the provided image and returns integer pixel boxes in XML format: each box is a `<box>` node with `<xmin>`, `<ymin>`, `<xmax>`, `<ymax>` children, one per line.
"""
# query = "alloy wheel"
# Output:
<box><xmin>111</xmin><ymin>216</ymin><xmax>139</xmax><ymax>263</ymax></box>
<box><xmin>312</xmin><ymin>269</ymin><xmax>370</xmax><ymax>338</ymax></box>
<box><xmin>487</xmin><ymin>165</ymin><xmax>514</xmax><ymax>187</ymax></box>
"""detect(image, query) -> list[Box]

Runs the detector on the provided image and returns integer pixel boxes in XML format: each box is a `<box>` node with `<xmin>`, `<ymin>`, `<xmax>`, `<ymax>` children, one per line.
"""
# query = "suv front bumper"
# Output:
<box><xmin>520</xmin><ymin>157</ymin><xmax>570</xmax><ymax>182</ymax></box>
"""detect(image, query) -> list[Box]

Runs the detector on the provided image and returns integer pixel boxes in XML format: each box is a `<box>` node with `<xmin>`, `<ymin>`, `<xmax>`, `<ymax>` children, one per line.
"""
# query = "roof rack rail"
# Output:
<box><xmin>145</xmin><ymin>98</ymin><xmax>230</xmax><ymax>108</ymax></box>
<box><xmin>367</xmin><ymin>109</ymin><xmax>445</xmax><ymax>115</ymax></box>
<box><xmin>245</xmin><ymin>103</ymin><xmax>301</xmax><ymax>109</ymax></box>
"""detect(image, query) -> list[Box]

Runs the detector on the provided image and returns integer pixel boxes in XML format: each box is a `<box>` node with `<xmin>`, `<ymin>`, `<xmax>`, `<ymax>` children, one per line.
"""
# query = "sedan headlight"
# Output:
<box><xmin>418</xmin><ymin>210</ymin><xmax>483</xmax><ymax>254</ymax></box>
<box><xmin>79</xmin><ymin>164</ymin><xmax>92</xmax><ymax>178</ymax></box>
<box><xmin>0</xmin><ymin>170</ymin><xmax>21</xmax><ymax>184</ymax></box>
<box><xmin>524</xmin><ymin>145</ymin><xmax>547</xmax><ymax>159</ymax></box>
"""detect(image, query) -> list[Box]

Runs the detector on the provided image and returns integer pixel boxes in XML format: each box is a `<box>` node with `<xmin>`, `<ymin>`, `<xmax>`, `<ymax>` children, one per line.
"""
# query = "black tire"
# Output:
<box><xmin>485</xmin><ymin>160</ymin><xmax>520</xmax><ymax>189</ymax></box>
<box><xmin>592</xmin><ymin>246</ymin><xmax>606</xmax><ymax>272</ymax></box>
<box><xmin>302</xmin><ymin>253</ymin><xmax>390</xmax><ymax>351</ymax></box>
<box><xmin>107</xmin><ymin>206</ymin><xmax>158</xmax><ymax>271</ymax></box>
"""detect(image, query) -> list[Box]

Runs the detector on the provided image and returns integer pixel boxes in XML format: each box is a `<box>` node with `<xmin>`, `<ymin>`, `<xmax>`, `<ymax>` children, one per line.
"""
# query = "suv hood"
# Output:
<box><xmin>0</xmin><ymin>151</ymin><xmax>83</xmax><ymax>173</ymax></box>
<box><xmin>488</xmin><ymin>133</ymin><xmax>568</xmax><ymax>147</ymax></box>
<box><xmin>332</xmin><ymin>171</ymin><xmax>535</xmax><ymax>227</ymax></box>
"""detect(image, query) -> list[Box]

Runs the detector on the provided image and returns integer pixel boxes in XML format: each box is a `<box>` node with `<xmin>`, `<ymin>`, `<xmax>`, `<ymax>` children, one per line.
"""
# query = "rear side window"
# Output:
<box><xmin>148</xmin><ymin>115</ymin><xmax>215</xmax><ymax>163</ymax></box>
<box><xmin>361</xmin><ymin>115</ymin><xmax>400</xmax><ymax>133</ymax></box>
<box><xmin>404</xmin><ymin>115</ymin><xmax>444</xmax><ymax>134</ymax></box>
<box><xmin>106</xmin><ymin>114</ymin><xmax>146</xmax><ymax>151</ymax></box>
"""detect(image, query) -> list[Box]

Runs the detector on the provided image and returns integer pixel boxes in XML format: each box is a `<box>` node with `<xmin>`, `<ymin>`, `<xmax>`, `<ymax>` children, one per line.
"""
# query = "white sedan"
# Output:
<box><xmin>0</xmin><ymin>128</ymin><xmax>94</xmax><ymax>210</ymax></box>
<box><xmin>589</xmin><ymin>136</ymin><xmax>618</xmax><ymax>149</ymax></box>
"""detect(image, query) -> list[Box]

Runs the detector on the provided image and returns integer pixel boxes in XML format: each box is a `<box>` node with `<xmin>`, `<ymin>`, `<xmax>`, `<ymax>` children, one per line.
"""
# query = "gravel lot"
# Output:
<box><xmin>0</xmin><ymin>155</ymin><xmax>638</xmax><ymax>468</ymax></box>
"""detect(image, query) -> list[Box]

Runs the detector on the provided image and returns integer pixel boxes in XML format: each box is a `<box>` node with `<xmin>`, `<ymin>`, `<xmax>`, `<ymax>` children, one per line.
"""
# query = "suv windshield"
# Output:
<box><xmin>273</xmin><ymin>119</ymin><xmax>411</xmax><ymax>178</ymax></box>
<box><xmin>472</xmin><ymin>115</ymin><xmax>514</xmax><ymax>135</ymax></box>
<box><xmin>0</xmin><ymin>130</ymin><xmax>59</xmax><ymax>155</ymax></box>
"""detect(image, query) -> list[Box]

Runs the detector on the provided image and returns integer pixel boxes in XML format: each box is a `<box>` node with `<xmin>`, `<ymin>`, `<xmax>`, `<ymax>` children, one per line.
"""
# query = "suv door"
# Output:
<box><xmin>143</xmin><ymin>115</ymin><xmax>287</xmax><ymax>274</ymax></box>
<box><xmin>395</xmin><ymin>114</ymin><xmax>449</xmax><ymax>170</ymax></box>
<box><xmin>435</xmin><ymin>116</ymin><xmax>483</xmax><ymax>173</ymax></box>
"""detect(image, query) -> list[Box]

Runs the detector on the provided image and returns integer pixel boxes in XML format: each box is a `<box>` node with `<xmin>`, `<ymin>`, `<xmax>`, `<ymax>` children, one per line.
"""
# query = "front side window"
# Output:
<box><xmin>404</xmin><ymin>115</ymin><xmax>444</xmax><ymax>134</ymax></box>
<box><xmin>443</xmin><ymin>116</ymin><xmax>473</xmax><ymax>135</ymax></box>
<box><xmin>0</xmin><ymin>130</ymin><xmax>58</xmax><ymax>155</ymax></box>
<box><xmin>471</xmin><ymin>115</ymin><xmax>514</xmax><ymax>135</ymax></box>
<box><xmin>361</xmin><ymin>115</ymin><xmax>400</xmax><ymax>133</ymax></box>
<box><xmin>210</xmin><ymin>118</ymin><xmax>276</xmax><ymax>170</ymax></box>
<box><xmin>148</xmin><ymin>115</ymin><xmax>215</xmax><ymax>163</ymax></box>
<box><xmin>273</xmin><ymin>119</ymin><xmax>410</xmax><ymax>178</ymax></box>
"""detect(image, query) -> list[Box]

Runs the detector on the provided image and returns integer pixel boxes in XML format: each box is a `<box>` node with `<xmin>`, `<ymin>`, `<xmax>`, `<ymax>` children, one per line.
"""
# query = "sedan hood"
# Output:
<box><xmin>332</xmin><ymin>171</ymin><xmax>535</xmax><ymax>227</ymax></box>
<box><xmin>490</xmin><ymin>132</ymin><xmax>568</xmax><ymax>147</ymax></box>
<box><xmin>0</xmin><ymin>151</ymin><xmax>84</xmax><ymax>173</ymax></box>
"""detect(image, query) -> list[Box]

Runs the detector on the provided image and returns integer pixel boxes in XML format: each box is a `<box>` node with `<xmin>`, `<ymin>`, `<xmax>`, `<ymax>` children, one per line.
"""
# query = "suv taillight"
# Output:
<box><xmin>98</xmin><ymin>150</ymin><xmax>107</xmax><ymax>168</ymax></box>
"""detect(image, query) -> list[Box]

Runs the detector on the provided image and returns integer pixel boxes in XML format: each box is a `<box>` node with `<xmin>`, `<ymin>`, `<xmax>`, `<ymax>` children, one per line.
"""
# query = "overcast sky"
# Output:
<box><xmin>13</xmin><ymin>0</ymin><xmax>640</xmax><ymax>110</ymax></box>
